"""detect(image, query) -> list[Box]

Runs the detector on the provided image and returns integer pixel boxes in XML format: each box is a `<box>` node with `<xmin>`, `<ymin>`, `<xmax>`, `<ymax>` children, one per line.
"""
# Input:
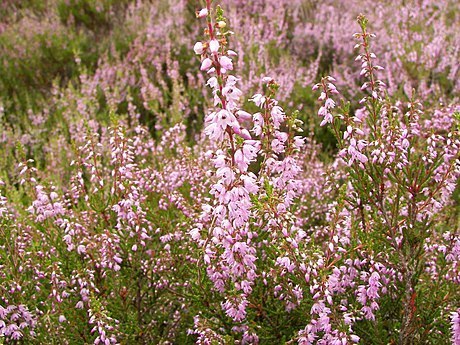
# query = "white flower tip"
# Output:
<box><xmin>209</xmin><ymin>39</ymin><xmax>220</xmax><ymax>54</ymax></box>
<box><xmin>194</xmin><ymin>42</ymin><xmax>204</xmax><ymax>55</ymax></box>
<box><xmin>196</xmin><ymin>8</ymin><xmax>208</xmax><ymax>18</ymax></box>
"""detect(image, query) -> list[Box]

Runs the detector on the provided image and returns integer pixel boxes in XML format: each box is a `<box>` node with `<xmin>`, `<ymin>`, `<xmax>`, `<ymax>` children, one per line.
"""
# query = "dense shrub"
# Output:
<box><xmin>0</xmin><ymin>0</ymin><xmax>459</xmax><ymax>344</ymax></box>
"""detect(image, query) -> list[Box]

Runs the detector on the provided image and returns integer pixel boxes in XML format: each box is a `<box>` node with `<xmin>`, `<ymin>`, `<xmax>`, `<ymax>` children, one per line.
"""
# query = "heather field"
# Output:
<box><xmin>0</xmin><ymin>0</ymin><xmax>460</xmax><ymax>344</ymax></box>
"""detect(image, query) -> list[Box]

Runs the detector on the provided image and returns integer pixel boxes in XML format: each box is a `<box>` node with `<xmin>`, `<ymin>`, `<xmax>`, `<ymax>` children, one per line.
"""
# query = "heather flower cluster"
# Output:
<box><xmin>0</xmin><ymin>0</ymin><xmax>459</xmax><ymax>344</ymax></box>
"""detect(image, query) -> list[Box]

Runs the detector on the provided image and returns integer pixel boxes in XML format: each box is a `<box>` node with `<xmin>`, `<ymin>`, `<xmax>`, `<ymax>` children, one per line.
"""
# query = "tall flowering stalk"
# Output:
<box><xmin>193</xmin><ymin>0</ymin><xmax>261</xmax><ymax>322</ymax></box>
<box><xmin>193</xmin><ymin>0</ymin><xmax>306</xmax><ymax>329</ymax></box>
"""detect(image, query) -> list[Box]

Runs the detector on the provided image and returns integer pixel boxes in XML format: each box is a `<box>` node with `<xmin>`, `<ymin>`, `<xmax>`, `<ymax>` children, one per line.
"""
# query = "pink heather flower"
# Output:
<box><xmin>207</xmin><ymin>76</ymin><xmax>218</xmax><ymax>88</ymax></box>
<box><xmin>252</xmin><ymin>113</ymin><xmax>264</xmax><ymax>136</ymax></box>
<box><xmin>451</xmin><ymin>310</ymin><xmax>460</xmax><ymax>344</ymax></box>
<box><xmin>216</xmin><ymin>167</ymin><xmax>235</xmax><ymax>185</ymax></box>
<box><xmin>234</xmin><ymin>142</ymin><xmax>259</xmax><ymax>172</ymax></box>
<box><xmin>318</xmin><ymin>106</ymin><xmax>333</xmax><ymax>127</ymax></box>
<box><xmin>200</xmin><ymin>58</ymin><xmax>213</xmax><ymax>71</ymax></box>
<box><xmin>236</xmin><ymin>110</ymin><xmax>252</xmax><ymax>122</ymax></box>
<box><xmin>293</xmin><ymin>136</ymin><xmax>305</xmax><ymax>150</ymax></box>
<box><xmin>346</xmin><ymin>144</ymin><xmax>368</xmax><ymax>165</ymax></box>
<box><xmin>251</xmin><ymin>94</ymin><xmax>266</xmax><ymax>107</ymax></box>
<box><xmin>314</xmin><ymin>76</ymin><xmax>339</xmax><ymax>126</ymax></box>
<box><xmin>204</xmin><ymin>110</ymin><xmax>238</xmax><ymax>141</ymax></box>
<box><xmin>219</xmin><ymin>56</ymin><xmax>233</xmax><ymax>71</ymax></box>
<box><xmin>325</xmin><ymin>98</ymin><xmax>335</xmax><ymax>108</ymax></box>
<box><xmin>196</xmin><ymin>8</ymin><xmax>208</xmax><ymax>18</ymax></box>
<box><xmin>11</xmin><ymin>330</ymin><xmax>22</xmax><ymax>340</ymax></box>
<box><xmin>222</xmin><ymin>299</ymin><xmax>248</xmax><ymax>322</ymax></box>
<box><xmin>226</xmin><ymin>75</ymin><xmax>239</xmax><ymax>85</ymax></box>
<box><xmin>271</xmin><ymin>138</ymin><xmax>285</xmax><ymax>154</ymax></box>
<box><xmin>240</xmin><ymin>173</ymin><xmax>259</xmax><ymax>194</ymax></box>
<box><xmin>350</xmin><ymin>335</ymin><xmax>360</xmax><ymax>343</ymax></box>
<box><xmin>209</xmin><ymin>39</ymin><xmax>220</xmax><ymax>54</ymax></box>
<box><xmin>222</xmin><ymin>85</ymin><xmax>242</xmax><ymax>101</ymax></box>
<box><xmin>194</xmin><ymin>42</ymin><xmax>204</xmax><ymax>55</ymax></box>
<box><xmin>262</xmin><ymin>76</ymin><xmax>274</xmax><ymax>84</ymax></box>
<box><xmin>271</xmin><ymin>106</ymin><xmax>285</xmax><ymax>129</ymax></box>
<box><xmin>215</xmin><ymin>109</ymin><xmax>237</xmax><ymax>128</ymax></box>
<box><xmin>327</xmin><ymin>83</ymin><xmax>339</xmax><ymax>94</ymax></box>
<box><xmin>231</xmin><ymin>125</ymin><xmax>251</xmax><ymax>140</ymax></box>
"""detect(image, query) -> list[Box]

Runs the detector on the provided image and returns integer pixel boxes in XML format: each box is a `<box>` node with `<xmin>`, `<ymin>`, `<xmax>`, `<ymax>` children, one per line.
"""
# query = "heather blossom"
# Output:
<box><xmin>192</xmin><ymin>0</ymin><xmax>262</xmax><ymax>322</ymax></box>
<box><xmin>192</xmin><ymin>0</ymin><xmax>307</xmax><ymax>326</ymax></box>
<box><xmin>313</xmin><ymin>76</ymin><xmax>340</xmax><ymax>126</ymax></box>
<box><xmin>452</xmin><ymin>310</ymin><xmax>460</xmax><ymax>344</ymax></box>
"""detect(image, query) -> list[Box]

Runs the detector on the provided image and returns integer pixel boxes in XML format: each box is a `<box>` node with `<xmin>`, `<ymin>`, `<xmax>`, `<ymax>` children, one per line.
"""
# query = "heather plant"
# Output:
<box><xmin>0</xmin><ymin>0</ymin><xmax>459</xmax><ymax>344</ymax></box>
<box><xmin>308</xmin><ymin>16</ymin><xmax>460</xmax><ymax>344</ymax></box>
